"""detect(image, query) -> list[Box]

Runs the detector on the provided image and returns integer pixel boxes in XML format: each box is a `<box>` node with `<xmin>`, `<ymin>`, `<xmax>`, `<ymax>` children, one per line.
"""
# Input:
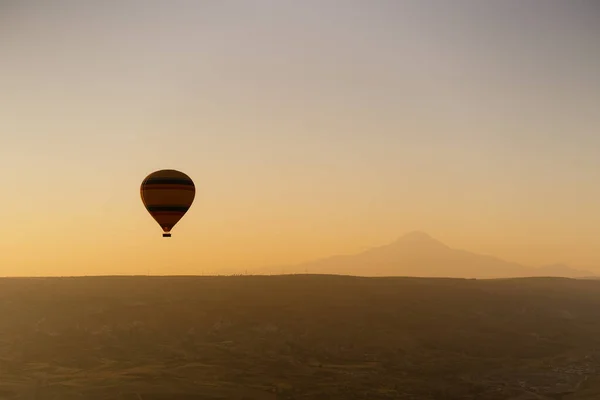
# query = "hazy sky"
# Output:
<box><xmin>1</xmin><ymin>1</ymin><xmax>599</xmax><ymax>276</ymax></box>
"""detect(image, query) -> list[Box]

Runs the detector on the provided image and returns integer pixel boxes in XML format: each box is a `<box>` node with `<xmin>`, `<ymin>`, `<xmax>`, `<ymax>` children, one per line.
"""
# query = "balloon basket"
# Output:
<box><xmin>162</xmin><ymin>233</ymin><xmax>172</xmax><ymax>238</ymax></box>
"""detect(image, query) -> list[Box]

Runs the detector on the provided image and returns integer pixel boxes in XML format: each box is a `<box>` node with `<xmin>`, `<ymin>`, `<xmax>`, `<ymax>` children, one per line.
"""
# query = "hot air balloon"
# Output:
<box><xmin>140</xmin><ymin>169</ymin><xmax>195</xmax><ymax>237</ymax></box>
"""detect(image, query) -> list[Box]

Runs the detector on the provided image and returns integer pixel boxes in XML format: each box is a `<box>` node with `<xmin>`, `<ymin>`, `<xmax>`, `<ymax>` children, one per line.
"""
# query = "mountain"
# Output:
<box><xmin>264</xmin><ymin>231</ymin><xmax>595</xmax><ymax>279</ymax></box>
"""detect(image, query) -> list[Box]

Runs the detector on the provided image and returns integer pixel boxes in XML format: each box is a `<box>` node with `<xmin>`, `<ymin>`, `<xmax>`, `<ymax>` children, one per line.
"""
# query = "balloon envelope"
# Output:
<box><xmin>140</xmin><ymin>169</ymin><xmax>195</xmax><ymax>237</ymax></box>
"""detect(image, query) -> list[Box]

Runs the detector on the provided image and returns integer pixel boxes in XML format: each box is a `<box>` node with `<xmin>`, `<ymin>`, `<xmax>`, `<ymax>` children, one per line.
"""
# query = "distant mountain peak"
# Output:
<box><xmin>263</xmin><ymin>231</ymin><xmax>596</xmax><ymax>279</ymax></box>
<box><xmin>393</xmin><ymin>231</ymin><xmax>447</xmax><ymax>247</ymax></box>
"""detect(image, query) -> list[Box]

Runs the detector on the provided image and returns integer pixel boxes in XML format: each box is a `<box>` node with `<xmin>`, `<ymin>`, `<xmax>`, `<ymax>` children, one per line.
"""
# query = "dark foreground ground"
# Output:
<box><xmin>2</xmin><ymin>275</ymin><xmax>600</xmax><ymax>399</ymax></box>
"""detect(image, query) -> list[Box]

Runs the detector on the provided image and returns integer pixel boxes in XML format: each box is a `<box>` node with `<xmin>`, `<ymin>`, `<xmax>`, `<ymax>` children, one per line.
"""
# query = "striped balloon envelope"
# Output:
<box><xmin>140</xmin><ymin>169</ymin><xmax>195</xmax><ymax>237</ymax></box>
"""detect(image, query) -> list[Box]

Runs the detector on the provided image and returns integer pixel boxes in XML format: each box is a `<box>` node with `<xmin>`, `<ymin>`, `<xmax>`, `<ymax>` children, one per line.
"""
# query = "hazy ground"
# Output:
<box><xmin>2</xmin><ymin>275</ymin><xmax>600</xmax><ymax>399</ymax></box>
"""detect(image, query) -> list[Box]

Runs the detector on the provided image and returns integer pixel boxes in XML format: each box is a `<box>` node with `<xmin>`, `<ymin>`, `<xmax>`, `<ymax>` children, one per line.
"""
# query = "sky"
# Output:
<box><xmin>1</xmin><ymin>0</ymin><xmax>599</xmax><ymax>276</ymax></box>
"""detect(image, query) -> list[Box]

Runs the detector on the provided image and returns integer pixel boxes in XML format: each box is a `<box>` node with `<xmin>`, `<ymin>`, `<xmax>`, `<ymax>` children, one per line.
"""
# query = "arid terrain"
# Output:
<box><xmin>3</xmin><ymin>275</ymin><xmax>600</xmax><ymax>399</ymax></box>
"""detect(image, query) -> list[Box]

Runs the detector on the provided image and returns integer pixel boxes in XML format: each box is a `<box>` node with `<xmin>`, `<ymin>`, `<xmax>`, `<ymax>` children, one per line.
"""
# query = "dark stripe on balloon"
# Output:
<box><xmin>146</xmin><ymin>205</ymin><xmax>190</xmax><ymax>213</ymax></box>
<box><xmin>141</xmin><ymin>185</ymin><xmax>196</xmax><ymax>191</ymax></box>
<box><xmin>143</xmin><ymin>178</ymin><xmax>194</xmax><ymax>186</ymax></box>
<box><xmin>149</xmin><ymin>212</ymin><xmax>186</xmax><ymax>217</ymax></box>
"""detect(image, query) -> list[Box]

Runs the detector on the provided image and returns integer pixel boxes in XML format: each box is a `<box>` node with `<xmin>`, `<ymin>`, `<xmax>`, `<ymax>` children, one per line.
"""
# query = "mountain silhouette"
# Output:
<box><xmin>267</xmin><ymin>231</ymin><xmax>595</xmax><ymax>279</ymax></box>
